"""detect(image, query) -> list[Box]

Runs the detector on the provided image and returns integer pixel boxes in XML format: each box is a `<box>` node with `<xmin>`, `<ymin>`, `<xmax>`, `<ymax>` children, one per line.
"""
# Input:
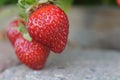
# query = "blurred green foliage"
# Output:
<box><xmin>56</xmin><ymin>0</ymin><xmax>73</xmax><ymax>13</ymax></box>
<box><xmin>0</xmin><ymin>0</ymin><xmax>118</xmax><ymax>7</ymax></box>
<box><xmin>74</xmin><ymin>0</ymin><xmax>117</xmax><ymax>6</ymax></box>
<box><xmin>0</xmin><ymin>0</ymin><xmax>17</xmax><ymax>6</ymax></box>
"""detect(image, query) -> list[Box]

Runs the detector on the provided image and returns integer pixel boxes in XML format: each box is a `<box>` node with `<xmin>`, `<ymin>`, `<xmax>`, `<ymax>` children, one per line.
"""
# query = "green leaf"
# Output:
<box><xmin>56</xmin><ymin>0</ymin><xmax>73</xmax><ymax>13</ymax></box>
<box><xmin>18</xmin><ymin>0</ymin><xmax>26</xmax><ymax>8</ymax></box>
<box><xmin>18</xmin><ymin>22</ymin><xmax>27</xmax><ymax>34</ymax></box>
<box><xmin>0</xmin><ymin>0</ymin><xmax>6</xmax><ymax>6</ymax></box>
<box><xmin>18</xmin><ymin>22</ymin><xmax>32</xmax><ymax>41</ymax></box>
<box><xmin>101</xmin><ymin>0</ymin><xmax>110</xmax><ymax>5</ymax></box>
<box><xmin>25</xmin><ymin>0</ymin><xmax>38</xmax><ymax>5</ymax></box>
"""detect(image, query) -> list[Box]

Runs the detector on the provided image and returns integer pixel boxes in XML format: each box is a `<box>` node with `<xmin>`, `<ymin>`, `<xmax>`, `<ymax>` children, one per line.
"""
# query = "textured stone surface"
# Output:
<box><xmin>1</xmin><ymin>46</ymin><xmax>120</xmax><ymax>80</ymax></box>
<box><xmin>0</xmin><ymin>41</ymin><xmax>20</xmax><ymax>72</ymax></box>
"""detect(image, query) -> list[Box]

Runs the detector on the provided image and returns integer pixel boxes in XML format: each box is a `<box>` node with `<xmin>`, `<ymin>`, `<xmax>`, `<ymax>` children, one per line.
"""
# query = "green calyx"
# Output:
<box><xmin>17</xmin><ymin>22</ymin><xmax>32</xmax><ymax>42</ymax></box>
<box><xmin>18</xmin><ymin>0</ymin><xmax>38</xmax><ymax>9</ymax></box>
<box><xmin>18</xmin><ymin>0</ymin><xmax>51</xmax><ymax>22</ymax></box>
<box><xmin>19</xmin><ymin>12</ymin><xmax>27</xmax><ymax>23</ymax></box>
<box><xmin>18</xmin><ymin>0</ymin><xmax>72</xmax><ymax>20</ymax></box>
<box><xmin>25</xmin><ymin>0</ymin><xmax>38</xmax><ymax>5</ymax></box>
<box><xmin>18</xmin><ymin>0</ymin><xmax>52</xmax><ymax>9</ymax></box>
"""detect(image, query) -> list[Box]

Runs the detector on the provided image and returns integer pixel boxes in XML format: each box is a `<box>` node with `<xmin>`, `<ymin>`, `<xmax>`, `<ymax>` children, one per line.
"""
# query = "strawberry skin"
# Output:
<box><xmin>15</xmin><ymin>36</ymin><xmax>50</xmax><ymax>70</ymax></box>
<box><xmin>27</xmin><ymin>4</ymin><xmax>69</xmax><ymax>53</ymax></box>
<box><xmin>7</xmin><ymin>19</ymin><xmax>25</xmax><ymax>46</ymax></box>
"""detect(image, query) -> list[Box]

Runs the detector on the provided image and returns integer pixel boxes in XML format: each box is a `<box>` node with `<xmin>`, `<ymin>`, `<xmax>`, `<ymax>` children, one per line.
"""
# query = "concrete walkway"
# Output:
<box><xmin>1</xmin><ymin>41</ymin><xmax>120</xmax><ymax>80</ymax></box>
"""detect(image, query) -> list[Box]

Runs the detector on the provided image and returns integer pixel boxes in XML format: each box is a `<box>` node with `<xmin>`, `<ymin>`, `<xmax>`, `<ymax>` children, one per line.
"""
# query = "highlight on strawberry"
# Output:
<box><xmin>6</xmin><ymin>0</ymin><xmax>69</xmax><ymax>70</ymax></box>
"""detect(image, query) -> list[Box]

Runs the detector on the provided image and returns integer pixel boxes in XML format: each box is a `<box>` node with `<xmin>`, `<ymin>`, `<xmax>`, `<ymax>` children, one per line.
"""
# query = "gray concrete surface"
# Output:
<box><xmin>0</xmin><ymin>42</ymin><xmax>20</xmax><ymax>72</ymax></box>
<box><xmin>1</xmin><ymin>44</ymin><xmax>120</xmax><ymax>80</ymax></box>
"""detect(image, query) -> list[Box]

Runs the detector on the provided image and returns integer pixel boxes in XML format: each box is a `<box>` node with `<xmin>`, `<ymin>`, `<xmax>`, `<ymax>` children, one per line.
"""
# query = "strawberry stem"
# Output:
<box><xmin>19</xmin><ymin>12</ymin><xmax>28</xmax><ymax>22</ymax></box>
<box><xmin>23</xmin><ymin>33</ymin><xmax>32</xmax><ymax>41</ymax></box>
<box><xmin>19</xmin><ymin>23</ymin><xmax>27</xmax><ymax>34</ymax></box>
<box><xmin>17</xmin><ymin>22</ymin><xmax>32</xmax><ymax>41</ymax></box>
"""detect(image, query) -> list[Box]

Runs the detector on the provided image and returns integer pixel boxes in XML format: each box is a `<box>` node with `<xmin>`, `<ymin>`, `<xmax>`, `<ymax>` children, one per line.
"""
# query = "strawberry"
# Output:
<box><xmin>15</xmin><ymin>36</ymin><xmax>50</xmax><ymax>70</ymax></box>
<box><xmin>117</xmin><ymin>0</ymin><xmax>120</xmax><ymax>6</ymax></box>
<box><xmin>27</xmin><ymin>3</ymin><xmax>69</xmax><ymax>53</ymax></box>
<box><xmin>6</xmin><ymin>18</ymin><xmax>25</xmax><ymax>46</ymax></box>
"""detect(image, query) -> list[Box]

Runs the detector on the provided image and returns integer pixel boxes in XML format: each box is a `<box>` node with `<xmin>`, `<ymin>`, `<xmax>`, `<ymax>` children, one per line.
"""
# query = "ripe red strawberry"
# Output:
<box><xmin>27</xmin><ymin>4</ymin><xmax>69</xmax><ymax>53</ymax></box>
<box><xmin>7</xmin><ymin>18</ymin><xmax>25</xmax><ymax>46</ymax></box>
<box><xmin>15</xmin><ymin>36</ymin><xmax>50</xmax><ymax>70</ymax></box>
